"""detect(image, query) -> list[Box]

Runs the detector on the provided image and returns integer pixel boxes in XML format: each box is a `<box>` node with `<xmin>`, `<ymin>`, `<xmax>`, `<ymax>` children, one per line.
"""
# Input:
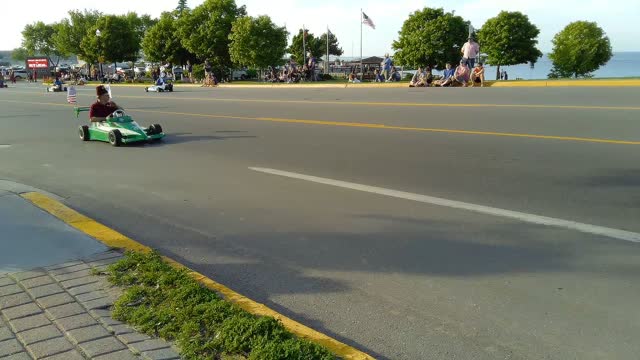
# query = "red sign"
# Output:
<box><xmin>26</xmin><ymin>58</ymin><xmax>49</xmax><ymax>70</ymax></box>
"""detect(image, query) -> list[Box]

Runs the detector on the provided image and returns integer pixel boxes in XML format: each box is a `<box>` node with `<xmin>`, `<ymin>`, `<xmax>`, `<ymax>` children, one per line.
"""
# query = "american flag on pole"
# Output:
<box><xmin>66</xmin><ymin>86</ymin><xmax>77</xmax><ymax>104</ymax></box>
<box><xmin>362</xmin><ymin>12</ymin><xmax>375</xmax><ymax>29</ymax></box>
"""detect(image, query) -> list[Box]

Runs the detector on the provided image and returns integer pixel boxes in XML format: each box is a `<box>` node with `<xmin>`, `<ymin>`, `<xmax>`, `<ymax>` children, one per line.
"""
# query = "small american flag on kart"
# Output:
<box><xmin>67</xmin><ymin>86</ymin><xmax>77</xmax><ymax>104</ymax></box>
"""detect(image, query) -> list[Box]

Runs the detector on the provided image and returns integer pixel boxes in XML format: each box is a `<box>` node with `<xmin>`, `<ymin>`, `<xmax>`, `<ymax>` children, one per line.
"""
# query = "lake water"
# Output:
<box><xmin>339</xmin><ymin>52</ymin><xmax>640</xmax><ymax>80</ymax></box>
<box><xmin>460</xmin><ymin>52</ymin><xmax>639</xmax><ymax>80</ymax></box>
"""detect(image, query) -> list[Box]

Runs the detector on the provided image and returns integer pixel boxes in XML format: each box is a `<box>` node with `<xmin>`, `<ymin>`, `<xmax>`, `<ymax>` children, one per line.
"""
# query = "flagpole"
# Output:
<box><xmin>360</xmin><ymin>9</ymin><xmax>363</xmax><ymax>81</ymax></box>
<box><xmin>326</xmin><ymin>25</ymin><xmax>329</xmax><ymax>74</ymax></box>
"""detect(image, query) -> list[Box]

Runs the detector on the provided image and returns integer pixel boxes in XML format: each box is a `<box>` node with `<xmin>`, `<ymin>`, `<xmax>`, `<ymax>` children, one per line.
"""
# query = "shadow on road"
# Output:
<box><xmin>162</xmin><ymin>132</ymin><xmax>257</xmax><ymax>144</ymax></box>
<box><xmin>580</xmin><ymin>169</ymin><xmax>640</xmax><ymax>187</ymax></box>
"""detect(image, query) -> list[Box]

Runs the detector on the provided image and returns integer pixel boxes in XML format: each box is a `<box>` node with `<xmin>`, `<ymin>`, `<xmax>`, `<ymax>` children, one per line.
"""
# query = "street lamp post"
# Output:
<box><xmin>96</xmin><ymin>29</ymin><xmax>103</xmax><ymax>81</ymax></box>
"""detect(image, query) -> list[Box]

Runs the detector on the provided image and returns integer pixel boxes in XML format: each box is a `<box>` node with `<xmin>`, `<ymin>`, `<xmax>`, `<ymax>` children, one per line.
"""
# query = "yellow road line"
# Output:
<box><xmin>4</xmin><ymin>89</ymin><xmax>640</xmax><ymax>111</ymax></box>
<box><xmin>132</xmin><ymin>108</ymin><xmax>640</xmax><ymax>145</ymax></box>
<box><xmin>21</xmin><ymin>192</ymin><xmax>374</xmax><ymax>360</ymax></box>
<box><xmin>1</xmin><ymin>98</ymin><xmax>639</xmax><ymax>145</ymax></box>
<box><xmin>98</xmin><ymin>95</ymin><xmax>640</xmax><ymax>111</ymax></box>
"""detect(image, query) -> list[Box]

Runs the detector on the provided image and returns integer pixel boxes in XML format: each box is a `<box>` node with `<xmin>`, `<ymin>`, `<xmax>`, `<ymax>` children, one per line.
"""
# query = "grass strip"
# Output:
<box><xmin>107</xmin><ymin>251</ymin><xmax>336</xmax><ymax>360</ymax></box>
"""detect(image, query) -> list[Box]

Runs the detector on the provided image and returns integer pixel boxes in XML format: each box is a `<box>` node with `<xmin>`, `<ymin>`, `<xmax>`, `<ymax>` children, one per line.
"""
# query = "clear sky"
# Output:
<box><xmin>1</xmin><ymin>0</ymin><xmax>637</xmax><ymax>55</ymax></box>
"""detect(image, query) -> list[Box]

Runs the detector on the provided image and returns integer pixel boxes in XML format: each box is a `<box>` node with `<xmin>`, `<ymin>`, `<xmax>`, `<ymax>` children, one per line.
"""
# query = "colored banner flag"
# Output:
<box><xmin>362</xmin><ymin>12</ymin><xmax>375</xmax><ymax>29</ymax></box>
<box><xmin>67</xmin><ymin>86</ymin><xmax>77</xmax><ymax>104</ymax></box>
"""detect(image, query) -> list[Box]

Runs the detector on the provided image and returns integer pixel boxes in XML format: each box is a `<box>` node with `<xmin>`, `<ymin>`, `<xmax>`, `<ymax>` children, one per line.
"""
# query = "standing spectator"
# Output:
<box><xmin>204</xmin><ymin>59</ymin><xmax>212</xmax><ymax>78</ymax></box>
<box><xmin>503</xmin><ymin>71</ymin><xmax>508</xmax><ymax>81</ymax></box>
<box><xmin>9</xmin><ymin>70</ymin><xmax>16</xmax><ymax>84</ymax></box>
<box><xmin>186</xmin><ymin>60</ymin><xmax>193</xmax><ymax>83</ymax></box>
<box><xmin>461</xmin><ymin>37</ymin><xmax>480</xmax><ymax>68</ymax></box>
<box><xmin>307</xmin><ymin>53</ymin><xmax>317</xmax><ymax>81</ymax></box>
<box><xmin>381</xmin><ymin>53</ymin><xmax>392</xmax><ymax>81</ymax></box>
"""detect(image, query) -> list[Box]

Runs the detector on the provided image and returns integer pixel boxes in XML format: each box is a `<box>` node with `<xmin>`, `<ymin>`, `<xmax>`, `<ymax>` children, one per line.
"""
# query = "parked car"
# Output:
<box><xmin>56</xmin><ymin>64</ymin><xmax>70</xmax><ymax>72</ymax></box>
<box><xmin>232</xmin><ymin>69</ymin><xmax>248</xmax><ymax>80</ymax></box>
<box><xmin>12</xmin><ymin>70</ymin><xmax>29</xmax><ymax>79</ymax></box>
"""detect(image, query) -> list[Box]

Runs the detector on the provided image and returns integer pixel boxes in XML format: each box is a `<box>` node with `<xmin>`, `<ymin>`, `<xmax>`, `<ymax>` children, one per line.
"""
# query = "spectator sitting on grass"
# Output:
<box><xmin>348</xmin><ymin>73</ymin><xmax>361</xmax><ymax>83</ymax></box>
<box><xmin>451</xmin><ymin>60</ymin><xmax>471</xmax><ymax>87</ymax></box>
<box><xmin>387</xmin><ymin>66</ymin><xmax>400</xmax><ymax>82</ymax></box>
<box><xmin>435</xmin><ymin>63</ymin><xmax>455</xmax><ymax>87</ymax></box>
<box><xmin>425</xmin><ymin>66</ymin><xmax>434</xmax><ymax>86</ymax></box>
<box><xmin>374</xmin><ymin>69</ymin><xmax>385</xmax><ymax>82</ymax></box>
<box><xmin>409</xmin><ymin>67</ymin><xmax>426</xmax><ymax>87</ymax></box>
<box><xmin>471</xmin><ymin>63</ymin><xmax>485</xmax><ymax>87</ymax></box>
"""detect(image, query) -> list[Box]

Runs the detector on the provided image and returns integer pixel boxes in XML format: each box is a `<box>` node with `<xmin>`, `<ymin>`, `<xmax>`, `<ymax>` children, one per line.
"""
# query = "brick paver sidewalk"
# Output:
<box><xmin>0</xmin><ymin>250</ymin><xmax>182</xmax><ymax>359</ymax></box>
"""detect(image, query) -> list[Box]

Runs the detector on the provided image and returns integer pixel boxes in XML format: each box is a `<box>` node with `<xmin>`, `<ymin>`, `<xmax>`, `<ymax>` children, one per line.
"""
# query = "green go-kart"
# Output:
<box><xmin>74</xmin><ymin>107</ymin><xmax>165</xmax><ymax>146</ymax></box>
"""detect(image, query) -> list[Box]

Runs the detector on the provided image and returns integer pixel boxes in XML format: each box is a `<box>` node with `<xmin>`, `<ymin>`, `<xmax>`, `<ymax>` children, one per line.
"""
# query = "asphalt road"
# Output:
<box><xmin>1</xmin><ymin>83</ymin><xmax>639</xmax><ymax>360</ymax></box>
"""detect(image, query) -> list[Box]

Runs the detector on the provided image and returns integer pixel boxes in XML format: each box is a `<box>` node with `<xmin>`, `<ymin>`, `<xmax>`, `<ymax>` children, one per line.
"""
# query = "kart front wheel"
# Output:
<box><xmin>108</xmin><ymin>130</ymin><xmax>122</xmax><ymax>147</ymax></box>
<box><xmin>79</xmin><ymin>125</ymin><xmax>90</xmax><ymax>141</ymax></box>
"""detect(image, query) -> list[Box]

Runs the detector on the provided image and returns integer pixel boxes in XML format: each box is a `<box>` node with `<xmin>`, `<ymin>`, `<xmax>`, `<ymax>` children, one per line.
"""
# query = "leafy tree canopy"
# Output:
<box><xmin>548</xmin><ymin>21</ymin><xmax>612</xmax><ymax>78</ymax></box>
<box><xmin>229</xmin><ymin>15</ymin><xmax>288</xmax><ymax>69</ymax></box>
<box><xmin>392</xmin><ymin>7</ymin><xmax>468</xmax><ymax>69</ymax></box>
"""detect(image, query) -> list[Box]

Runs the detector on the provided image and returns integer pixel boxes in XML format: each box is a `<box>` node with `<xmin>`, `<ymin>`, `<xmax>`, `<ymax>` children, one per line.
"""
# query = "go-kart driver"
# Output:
<box><xmin>54</xmin><ymin>77</ymin><xmax>64</xmax><ymax>91</ymax></box>
<box><xmin>156</xmin><ymin>76</ymin><xmax>165</xmax><ymax>87</ymax></box>
<box><xmin>89</xmin><ymin>85</ymin><xmax>122</xmax><ymax>123</ymax></box>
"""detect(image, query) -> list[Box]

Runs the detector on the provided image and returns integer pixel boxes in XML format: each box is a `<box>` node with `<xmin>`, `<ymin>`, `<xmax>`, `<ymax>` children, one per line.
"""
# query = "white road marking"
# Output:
<box><xmin>0</xmin><ymin>145</ymin><xmax>10</xmax><ymax>149</ymax></box>
<box><xmin>249</xmin><ymin>167</ymin><xmax>640</xmax><ymax>243</ymax></box>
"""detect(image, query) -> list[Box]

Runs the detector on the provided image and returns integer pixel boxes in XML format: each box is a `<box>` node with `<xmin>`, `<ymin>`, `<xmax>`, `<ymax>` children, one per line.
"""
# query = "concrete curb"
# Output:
<box><xmin>20</xmin><ymin>192</ymin><xmax>374</xmax><ymax>360</ymax></box>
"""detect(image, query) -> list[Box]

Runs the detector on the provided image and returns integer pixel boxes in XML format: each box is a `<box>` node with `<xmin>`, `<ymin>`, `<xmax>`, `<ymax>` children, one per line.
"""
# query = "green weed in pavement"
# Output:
<box><xmin>107</xmin><ymin>251</ymin><xmax>335</xmax><ymax>360</ymax></box>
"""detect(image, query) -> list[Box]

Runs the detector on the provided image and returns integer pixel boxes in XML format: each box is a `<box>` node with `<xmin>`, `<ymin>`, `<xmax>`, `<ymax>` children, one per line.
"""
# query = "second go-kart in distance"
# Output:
<box><xmin>47</xmin><ymin>77</ymin><xmax>67</xmax><ymax>92</ymax></box>
<box><xmin>145</xmin><ymin>78</ymin><xmax>173</xmax><ymax>92</ymax></box>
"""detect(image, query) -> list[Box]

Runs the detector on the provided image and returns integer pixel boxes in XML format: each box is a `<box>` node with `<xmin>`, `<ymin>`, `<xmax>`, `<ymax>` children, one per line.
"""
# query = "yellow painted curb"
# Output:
<box><xmin>20</xmin><ymin>192</ymin><xmax>374</xmax><ymax>360</ymax></box>
<box><xmin>487</xmin><ymin>79</ymin><xmax>640</xmax><ymax>87</ymax></box>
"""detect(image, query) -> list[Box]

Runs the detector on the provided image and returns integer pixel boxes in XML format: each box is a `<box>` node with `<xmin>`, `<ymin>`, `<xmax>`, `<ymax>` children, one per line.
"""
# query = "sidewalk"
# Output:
<box><xmin>0</xmin><ymin>182</ymin><xmax>374</xmax><ymax>360</ymax></box>
<box><xmin>0</xmin><ymin>187</ymin><xmax>182</xmax><ymax>359</ymax></box>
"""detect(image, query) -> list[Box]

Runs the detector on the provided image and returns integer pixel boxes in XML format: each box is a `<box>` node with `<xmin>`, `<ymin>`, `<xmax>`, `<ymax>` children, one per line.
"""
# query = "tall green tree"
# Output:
<box><xmin>478</xmin><ymin>11</ymin><xmax>542</xmax><ymax>80</ymax></box>
<box><xmin>548</xmin><ymin>21</ymin><xmax>612</xmax><ymax>78</ymax></box>
<box><xmin>142</xmin><ymin>12</ymin><xmax>194</xmax><ymax>65</ymax></box>
<box><xmin>52</xmin><ymin>10</ymin><xmax>102</xmax><ymax>62</ymax></box>
<box><xmin>392</xmin><ymin>8</ymin><xmax>468</xmax><ymax>69</ymax></box>
<box><xmin>176</xmin><ymin>0</ymin><xmax>189</xmax><ymax>16</ymax></box>
<box><xmin>229</xmin><ymin>15</ymin><xmax>288</xmax><ymax>69</ymax></box>
<box><xmin>177</xmin><ymin>0</ymin><xmax>246</xmax><ymax>73</ymax></box>
<box><xmin>80</xmin><ymin>15</ymin><xmax>141</xmax><ymax>66</ymax></box>
<box><xmin>11</xmin><ymin>48</ymin><xmax>29</xmax><ymax>62</ymax></box>
<box><xmin>317</xmin><ymin>30</ymin><xmax>344</xmax><ymax>58</ymax></box>
<box><xmin>287</xmin><ymin>29</ymin><xmax>324</xmax><ymax>64</ymax></box>
<box><xmin>21</xmin><ymin>21</ymin><xmax>69</xmax><ymax>66</ymax></box>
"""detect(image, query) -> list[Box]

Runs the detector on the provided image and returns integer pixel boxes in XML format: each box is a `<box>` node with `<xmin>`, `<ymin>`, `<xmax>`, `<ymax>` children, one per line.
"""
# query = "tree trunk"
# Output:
<box><xmin>496</xmin><ymin>64</ymin><xmax>501</xmax><ymax>81</ymax></box>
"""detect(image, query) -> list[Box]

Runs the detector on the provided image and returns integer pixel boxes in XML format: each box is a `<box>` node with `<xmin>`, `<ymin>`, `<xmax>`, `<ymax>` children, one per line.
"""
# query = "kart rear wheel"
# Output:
<box><xmin>108</xmin><ymin>130</ymin><xmax>122</xmax><ymax>147</ymax></box>
<box><xmin>149</xmin><ymin>124</ymin><xmax>163</xmax><ymax>135</ymax></box>
<box><xmin>79</xmin><ymin>125</ymin><xmax>90</xmax><ymax>141</ymax></box>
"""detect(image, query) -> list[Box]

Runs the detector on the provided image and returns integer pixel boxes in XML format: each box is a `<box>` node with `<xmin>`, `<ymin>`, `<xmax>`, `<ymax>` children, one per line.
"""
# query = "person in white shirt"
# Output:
<box><xmin>461</xmin><ymin>37</ymin><xmax>480</xmax><ymax>68</ymax></box>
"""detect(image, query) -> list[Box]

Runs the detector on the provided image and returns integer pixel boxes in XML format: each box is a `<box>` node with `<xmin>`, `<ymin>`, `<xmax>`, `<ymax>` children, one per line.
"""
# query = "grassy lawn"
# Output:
<box><xmin>106</xmin><ymin>251</ymin><xmax>336</xmax><ymax>360</ymax></box>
